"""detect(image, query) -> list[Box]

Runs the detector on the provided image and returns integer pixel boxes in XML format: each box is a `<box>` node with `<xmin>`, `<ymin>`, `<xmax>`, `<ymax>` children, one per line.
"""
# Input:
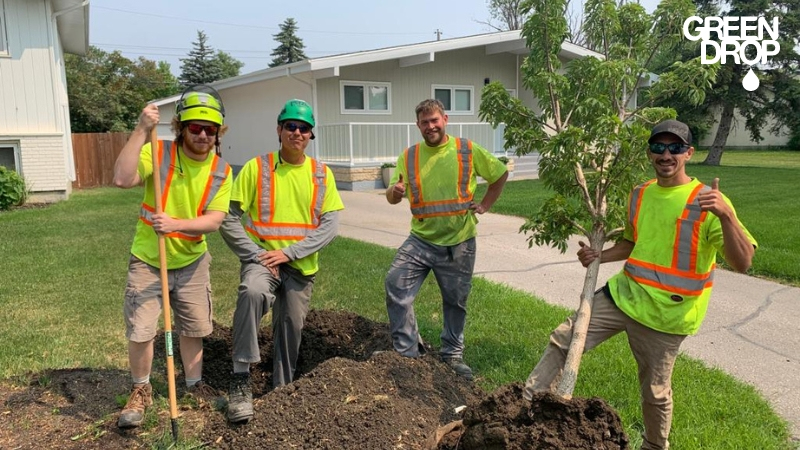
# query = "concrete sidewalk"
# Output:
<box><xmin>337</xmin><ymin>189</ymin><xmax>800</xmax><ymax>439</ymax></box>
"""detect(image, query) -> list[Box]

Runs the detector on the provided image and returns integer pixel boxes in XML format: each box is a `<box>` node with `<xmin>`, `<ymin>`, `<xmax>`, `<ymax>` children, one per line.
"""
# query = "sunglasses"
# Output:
<box><xmin>282</xmin><ymin>122</ymin><xmax>312</xmax><ymax>134</ymax></box>
<box><xmin>186</xmin><ymin>123</ymin><xmax>219</xmax><ymax>136</ymax></box>
<box><xmin>649</xmin><ymin>142</ymin><xmax>690</xmax><ymax>155</ymax></box>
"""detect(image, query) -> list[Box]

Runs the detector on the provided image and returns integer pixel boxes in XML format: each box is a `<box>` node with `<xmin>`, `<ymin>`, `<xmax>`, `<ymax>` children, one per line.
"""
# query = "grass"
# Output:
<box><xmin>0</xmin><ymin>183</ymin><xmax>796</xmax><ymax>448</ymax></box>
<box><xmin>478</xmin><ymin>149</ymin><xmax>800</xmax><ymax>286</ymax></box>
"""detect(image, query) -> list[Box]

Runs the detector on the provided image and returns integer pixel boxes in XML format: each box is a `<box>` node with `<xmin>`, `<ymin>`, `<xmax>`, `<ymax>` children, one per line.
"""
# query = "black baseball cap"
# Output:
<box><xmin>648</xmin><ymin>119</ymin><xmax>692</xmax><ymax>145</ymax></box>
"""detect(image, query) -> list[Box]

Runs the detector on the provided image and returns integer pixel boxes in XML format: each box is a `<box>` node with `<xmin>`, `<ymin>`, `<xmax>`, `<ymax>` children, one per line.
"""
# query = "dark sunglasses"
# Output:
<box><xmin>649</xmin><ymin>142</ymin><xmax>690</xmax><ymax>155</ymax></box>
<box><xmin>186</xmin><ymin>123</ymin><xmax>219</xmax><ymax>136</ymax></box>
<box><xmin>282</xmin><ymin>122</ymin><xmax>312</xmax><ymax>134</ymax></box>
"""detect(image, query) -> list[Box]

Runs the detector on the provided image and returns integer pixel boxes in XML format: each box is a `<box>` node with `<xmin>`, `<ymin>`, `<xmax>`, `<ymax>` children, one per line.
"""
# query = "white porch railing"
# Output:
<box><xmin>314</xmin><ymin>122</ymin><xmax>508</xmax><ymax>166</ymax></box>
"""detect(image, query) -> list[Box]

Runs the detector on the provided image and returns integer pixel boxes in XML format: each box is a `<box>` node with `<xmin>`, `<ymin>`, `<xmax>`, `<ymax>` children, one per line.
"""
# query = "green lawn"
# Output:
<box><xmin>0</xmin><ymin>183</ymin><xmax>795</xmax><ymax>449</ymax></box>
<box><xmin>479</xmin><ymin>149</ymin><xmax>800</xmax><ymax>286</ymax></box>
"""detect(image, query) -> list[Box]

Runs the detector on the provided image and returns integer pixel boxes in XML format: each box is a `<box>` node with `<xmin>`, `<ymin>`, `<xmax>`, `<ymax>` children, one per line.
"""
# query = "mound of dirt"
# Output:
<box><xmin>435</xmin><ymin>383</ymin><xmax>629</xmax><ymax>450</ymax></box>
<box><xmin>0</xmin><ymin>309</ymin><xmax>629</xmax><ymax>449</ymax></box>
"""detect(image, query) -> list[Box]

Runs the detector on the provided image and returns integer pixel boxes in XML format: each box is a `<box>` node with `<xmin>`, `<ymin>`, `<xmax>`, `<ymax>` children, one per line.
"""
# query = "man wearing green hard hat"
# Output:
<box><xmin>112</xmin><ymin>85</ymin><xmax>233</xmax><ymax>428</ymax></box>
<box><xmin>220</xmin><ymin>99</ymin><xmax>344</xmax><ymax>423</ymax></box>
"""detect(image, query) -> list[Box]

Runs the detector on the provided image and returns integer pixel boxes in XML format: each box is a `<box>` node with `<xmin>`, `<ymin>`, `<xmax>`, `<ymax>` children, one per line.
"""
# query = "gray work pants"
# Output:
<box><xmin>232</xmin><ymin>262</ymin><xmax>314</xmax><ymax>388</ymax></box>
<box><xmin>523</xmin><ymin>289</ymin><xmax>686</xmax><ymax>450</ymax></box>
<box><xmin>385</xmin><ymin>234</ymin><xmax>476</xmax><ymax>358</ymax></box>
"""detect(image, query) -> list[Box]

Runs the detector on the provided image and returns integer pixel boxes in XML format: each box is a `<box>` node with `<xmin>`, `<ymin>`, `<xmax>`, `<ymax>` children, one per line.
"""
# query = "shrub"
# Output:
<box><xmin>0</xmin><ymin>167</ymin><xmax>27</xmax><ymax>211</ymax></box>
<box><xmin>381</xmin><ymin>162</ymin><xmax>396</xmax><ymax>169</ymax></box>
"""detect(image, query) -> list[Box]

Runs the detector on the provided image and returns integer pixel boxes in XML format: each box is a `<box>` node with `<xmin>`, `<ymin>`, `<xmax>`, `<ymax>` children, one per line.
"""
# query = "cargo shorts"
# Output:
<box><xmin>123</xmin><ymin>252</ymin><xmax>213</xmax><ymax>342</ymax></box>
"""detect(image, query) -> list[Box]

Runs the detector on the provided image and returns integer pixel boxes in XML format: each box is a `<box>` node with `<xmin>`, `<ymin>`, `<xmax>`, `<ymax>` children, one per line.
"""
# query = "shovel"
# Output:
<box><xmin>150</xmin><ymin>126</ymin><xmax>180</xmax><ymax>442</ymax></box>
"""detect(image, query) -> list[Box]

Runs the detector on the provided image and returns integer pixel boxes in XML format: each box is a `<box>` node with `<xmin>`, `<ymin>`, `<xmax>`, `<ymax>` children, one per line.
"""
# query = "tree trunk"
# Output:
<box><xmin>703</xmin><ymin>102</ymin><xmax>735</xmax><ymax>166</ymax></box>
<box><xmin>555</xmin><ymin>233</ymin><xmax>604</xmax><ymax>398</ymax></box>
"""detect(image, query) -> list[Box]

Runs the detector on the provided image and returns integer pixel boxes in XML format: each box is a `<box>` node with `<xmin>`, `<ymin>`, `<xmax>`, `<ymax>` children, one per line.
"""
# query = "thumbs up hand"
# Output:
<box><xmin>698</xmin><ymin>177</ymin><xmax>732</xmax><ymax>218</ymax></box>
<box><xmin>387</xmin><ymin>173</ymin><xmax>406</xmax><ymax>204</ymax></box>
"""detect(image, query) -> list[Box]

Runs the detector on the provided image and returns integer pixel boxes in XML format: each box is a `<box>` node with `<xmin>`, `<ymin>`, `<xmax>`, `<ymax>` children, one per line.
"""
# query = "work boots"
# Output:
<box><xmin>118</xmin><ymin>382</ymin><xmax>153</xmax><ymax>428</ymax></box>
<box><xmin>186</xmin><ymin>380</ymin><xmax>221</xmax><ymax>406</ymax></box>
<box><xmin>441</xmin><ymin>356</ymin><xmax>474</xmax><ymax>381</ymax></box>
<box><xmin>226</xmin><ymin>373</ymin><xmax>253</xmax><ymax>423</ymax></box>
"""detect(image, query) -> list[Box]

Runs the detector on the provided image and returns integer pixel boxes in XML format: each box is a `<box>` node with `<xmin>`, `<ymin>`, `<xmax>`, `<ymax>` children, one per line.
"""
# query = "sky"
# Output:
<box><xmin>89</xmin><ymin>0</ymin><xmax>660</xmax><ymax>77</ymax></box>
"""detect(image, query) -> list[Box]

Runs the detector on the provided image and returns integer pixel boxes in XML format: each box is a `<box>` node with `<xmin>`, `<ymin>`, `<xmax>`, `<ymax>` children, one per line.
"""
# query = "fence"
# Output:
<box><xmin>315</xmin><ymin>122</ymin><xmax>509</xmax><ymax>166</ymax></box>
<box><xmin>72</xmin><ymin>132</ymin><xmax>131</xmax><ymax>188</ymax></box>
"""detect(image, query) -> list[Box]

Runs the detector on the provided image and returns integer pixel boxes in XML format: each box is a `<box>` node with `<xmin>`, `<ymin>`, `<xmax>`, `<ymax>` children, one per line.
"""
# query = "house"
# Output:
<box><xmin>154</xmin><ymin>30</ymin><xmax>598</xmax><ymax>190</ymax></box>
<box><xmin>0</xmin><ymin>0</ymin><xmax>89</xmax><ymax>202</ymax></box>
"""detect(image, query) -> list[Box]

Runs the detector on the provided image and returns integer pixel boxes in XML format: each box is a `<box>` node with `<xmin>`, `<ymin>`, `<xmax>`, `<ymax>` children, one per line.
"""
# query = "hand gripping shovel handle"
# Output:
<box><xmin>150</xmin><ymin>126</ymin><xmax>180</xmax><ymax>442</ymax></box>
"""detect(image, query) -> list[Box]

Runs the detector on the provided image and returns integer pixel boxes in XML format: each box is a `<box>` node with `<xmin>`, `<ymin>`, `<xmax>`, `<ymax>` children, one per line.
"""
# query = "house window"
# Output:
<box><xmin>0</xmin><ymin>144</ymin><xmax>20</xmax><ymax>172</ymax></box>
<box><xmin>340</xmin><ymin>81</ymin><xmax>391</xmax><ymax>114</ymax></box>
<box><xmin>433</xmin><ymin>85</ymin><xmax>474</xmax><ymax>115</ymax></box>
<box><xmin>0</xmin><ymin>0</ymin><xmax>8</xmax><ymax>55</ymax></box>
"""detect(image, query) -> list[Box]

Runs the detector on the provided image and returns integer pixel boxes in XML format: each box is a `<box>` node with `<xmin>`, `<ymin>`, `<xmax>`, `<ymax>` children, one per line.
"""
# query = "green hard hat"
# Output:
<box><xmin>176</xmin><ymin>86</ymin><xmax>225</xmax><ymax>125</ymax></box>
<box><xmin>277</xmin><ymin>99</ymin><xmax>315</xmax><ymax>127</ymax></box>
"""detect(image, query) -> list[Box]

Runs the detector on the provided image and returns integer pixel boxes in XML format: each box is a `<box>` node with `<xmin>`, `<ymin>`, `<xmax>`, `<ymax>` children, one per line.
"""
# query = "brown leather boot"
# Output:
<box><xmin>118</xmin><ymin>382</ymin><xmax>153</xmax><ymax>428</ymax></box>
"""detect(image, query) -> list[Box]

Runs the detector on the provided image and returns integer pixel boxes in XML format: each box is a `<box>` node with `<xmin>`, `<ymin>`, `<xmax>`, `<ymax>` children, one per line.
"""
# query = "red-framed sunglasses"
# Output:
<box><xmin>186</xmin><ymin>123</ymin><xmax>219</xmax><ymax>136</ymax></box>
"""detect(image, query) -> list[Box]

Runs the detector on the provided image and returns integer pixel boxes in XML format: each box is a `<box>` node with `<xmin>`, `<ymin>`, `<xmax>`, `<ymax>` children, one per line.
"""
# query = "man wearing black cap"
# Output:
<box><xmin>522</xmin><ymin>119</ymin><xmax>757</xmax><ymax>449</ymax></box>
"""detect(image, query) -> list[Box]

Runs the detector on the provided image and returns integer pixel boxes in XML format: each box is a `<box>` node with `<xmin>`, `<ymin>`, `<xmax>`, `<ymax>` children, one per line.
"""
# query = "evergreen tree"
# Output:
<box><xmin>179</xmin><ymin>30</ymin><xmax>223</xmax><ymax>85</ymax></box>
<box><xmin>269</xmin><ymin>18</ymin><xmax>307</xmax><ymax>68</ymax></box>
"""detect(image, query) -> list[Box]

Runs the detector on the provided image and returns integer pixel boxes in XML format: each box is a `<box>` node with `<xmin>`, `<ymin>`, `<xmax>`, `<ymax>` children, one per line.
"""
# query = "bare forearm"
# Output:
<box><xmin>719</xmin><ymin>215</ymin><xmax>755</xmax><ymax>273</ymax></box>
<box><xmin>478</xmin><ymin>171</ymin><xmax>508</xmax><ymax>211</ymax></box>
<box><xmin>113</xmin><ymin>126</ymin><xmax>148</xmax><ymax>188</ymax></box>
<box><xmin>176</xmin><ymin>211</ymin><xmax>226</xmax><ymax>235</ymax></box>
<box><xmin>601</xmin><ymin>239</ymin><xmax>635</xmax><ymax>263</ymax></box>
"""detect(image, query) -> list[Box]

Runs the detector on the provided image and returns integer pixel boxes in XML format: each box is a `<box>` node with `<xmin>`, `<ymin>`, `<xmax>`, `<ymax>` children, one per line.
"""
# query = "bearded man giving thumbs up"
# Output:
<box><xmin>383</xmin><ymin>98</ymin><xmax>508</xmax><ymax>380</ymax></box>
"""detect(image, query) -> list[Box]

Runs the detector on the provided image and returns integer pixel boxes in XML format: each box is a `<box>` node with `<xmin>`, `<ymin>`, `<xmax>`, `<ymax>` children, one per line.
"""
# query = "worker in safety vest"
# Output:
<box><xmin>220</xmin><ymin>99</ymin><xmax>344</xmax><ymax>424</ymax></box>
<box><xmin>112</xmin><ymin>85</ymin><xmax>233</xmax><ymax>429</ymax></box>
<box><xmin>384</xmin><ymin>98</ymin><xmax>508</xmax><ymax>381</ymax></box>
<box><xmin>523</xmin><ymin>119</ymin><xmax>757</xmax><ymax>450</ymax></box>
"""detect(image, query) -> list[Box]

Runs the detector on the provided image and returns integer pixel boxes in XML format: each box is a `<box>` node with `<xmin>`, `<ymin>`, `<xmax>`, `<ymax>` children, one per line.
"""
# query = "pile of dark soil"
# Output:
<box><xmin>0</xmin><ymin>309</ymin><xmax>628</xmax><ymax>449</ymax></box>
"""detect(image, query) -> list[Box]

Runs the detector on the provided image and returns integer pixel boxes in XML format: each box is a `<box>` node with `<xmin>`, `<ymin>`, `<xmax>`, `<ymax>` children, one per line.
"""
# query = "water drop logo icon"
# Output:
<box><xmin>742</xmin><ymin>68</ymin><xmax>760</xmax><ymax>91</ymax></box>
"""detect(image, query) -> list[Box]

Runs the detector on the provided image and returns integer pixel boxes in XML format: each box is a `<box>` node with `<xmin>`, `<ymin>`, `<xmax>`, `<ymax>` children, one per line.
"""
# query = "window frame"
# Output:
<box><xmin>432</xmin><ymin>85</ymin><xmax>474</xmax><ymax>116</ymax></box>
<box><xmin>0</xmin><ymin>142</ymin><xmax>22</xmax><ymax>173</ymax></box>
<box><xmin>0</xmin><ymin>0</ymin><xmax>8</xmax><ymax>56</ymax></box>
<box><xmin>339</xmin><ymin>80</ymin><xmax>392</xmax><ymax>115</ymax></box>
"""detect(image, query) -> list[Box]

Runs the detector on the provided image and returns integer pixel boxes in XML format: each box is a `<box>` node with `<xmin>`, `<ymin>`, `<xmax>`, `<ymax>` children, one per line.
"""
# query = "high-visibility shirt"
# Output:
<box><xmin>131</xmin><ymin>141</ymin><xmax>232</xmax><ymax>269</ymax></box>
<box><xmin>608</xmin><ymin>178</ymin><xmax>757</xmax><ymax>335</ymax></box>
<box><xmin>232</xmin><ymin>152</ymin><xmax>344</xmax><ymax>276</ymax></box>
<box><xmin>391</xmin><ymin>135</ymin><xmax>507</xmax><ymax>246</ymax></box>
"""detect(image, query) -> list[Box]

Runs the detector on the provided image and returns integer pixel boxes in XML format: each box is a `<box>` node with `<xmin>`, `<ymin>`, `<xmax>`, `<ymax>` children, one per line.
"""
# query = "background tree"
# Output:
<box><xmin>213</xmin><ymin>50</ymin><xmax>245</xmax><ymax>80</ymax></box>
<box><xmin>269</xmin><ymin>18</ymin><xmax>307</xmax><ymax>68</ymax></box>
<box><xmin>478</xmin><ymin>0</ymin><xmax>590</xmax><ymax>47</ymax></box>
<box><xmin>651</xmin><ymin>0</ymin><xmax>800</xmax><ymax>164</ymax></box>
<box><xmin>479</xmin><ymin>0</ymin><xmax>527</xmax><ymax>30</ymax></box>
<box><xmin>480</xmin><ymin>0</ymin><xmax>716</xmax><ymax>397</ymax></box>
<box><xmin>66</xmin><ymin>46</ymin><xmax>180</xmax><ymax>132</ymax></box>
<box><xmin>179</xmin><ymin>30</ymin><xmax>223</xmax><ymax>85</ymax></box>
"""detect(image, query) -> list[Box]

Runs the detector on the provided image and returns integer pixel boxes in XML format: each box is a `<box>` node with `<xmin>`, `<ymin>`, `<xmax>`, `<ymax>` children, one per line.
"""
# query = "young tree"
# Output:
<box><xmin>179</xmin><ymin>30</ymin><xmax>223</xmax><ymax>86</ymax></box>
<box><xmin>480</xmin><ymin>0</ymin><xmax>717</xmax><ymax>397</ymax></box>
<box><xmin>269</xmin><ymin>18</ymin><xmax>307</xmax><ymax>68</ymax></box>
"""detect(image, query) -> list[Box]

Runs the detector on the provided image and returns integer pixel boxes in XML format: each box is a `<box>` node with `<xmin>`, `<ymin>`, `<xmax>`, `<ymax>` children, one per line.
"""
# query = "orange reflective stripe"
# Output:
<box><xmin>161</xmin><ymin>142</ymin><xmax>177</xmax><ymax>211</ymax></box>
<box><xmin>406</xmin><ymin>145</ymin><xmax>422</xmax><ymax>205</ymax></box>
<box><xmin>406</xmin><ymin>138</ymin><xmax>473</xmax><ymax>219</ymax></box>
<box><xmin>627</xmin><ymin>181</ymin><xmax>714</xmax><ymax>294</ymax></box>
<box><xmin>139</xmin><ymin>140</ymin><xmax>229</xmax><ymax>243</ymax></box>
<box><xmin>244</xmin><ymin>153</ymin><xmax>327</xmax><ymax>240</ymax></box>
<box><xmin>629</xmin><ymin>180</ymin><xmax>655</xmax><ymax>242</ymax></box>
